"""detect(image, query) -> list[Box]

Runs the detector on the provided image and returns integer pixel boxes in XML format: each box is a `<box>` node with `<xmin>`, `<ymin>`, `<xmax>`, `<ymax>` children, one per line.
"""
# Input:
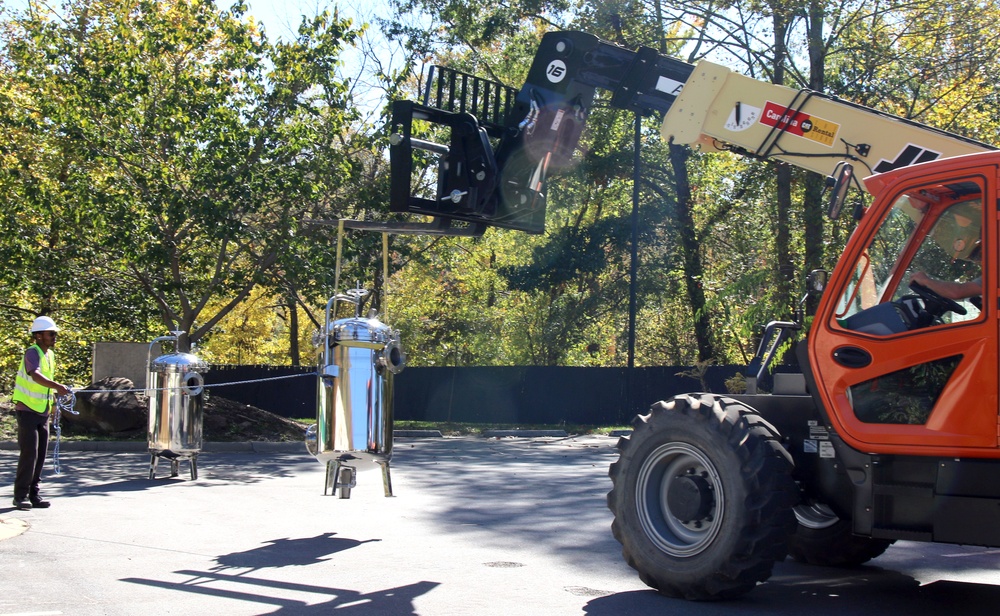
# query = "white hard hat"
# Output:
<box><xmin>30</xmin><ymin>316</ymin><xmax>60</xmax><ymax>333</ymax></box>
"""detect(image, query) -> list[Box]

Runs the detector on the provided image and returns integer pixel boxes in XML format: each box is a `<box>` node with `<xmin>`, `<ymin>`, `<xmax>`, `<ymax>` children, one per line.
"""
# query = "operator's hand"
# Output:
<box><xmin>54</xmin><ymin>383</ymin><xmax>70</xmax><ymax>397</ymax></box>
<box><xmin>910</xmin><ymin>271</ymin><xmax>931</xmax><ymax>286</ymax></box>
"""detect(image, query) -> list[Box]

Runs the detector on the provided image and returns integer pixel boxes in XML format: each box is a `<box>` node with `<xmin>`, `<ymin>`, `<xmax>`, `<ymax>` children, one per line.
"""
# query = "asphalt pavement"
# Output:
<box><xmin>2</xmin><ymin>435</ymin><xmax>1000</xmax><ymax>616</ymax></box>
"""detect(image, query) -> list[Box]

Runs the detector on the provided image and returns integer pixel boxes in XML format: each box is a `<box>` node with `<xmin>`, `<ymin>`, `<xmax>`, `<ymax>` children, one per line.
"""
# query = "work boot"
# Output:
<box><xmin>12</xmin><ymin>497</ymin><xmax>32</xmax><ymax>510</ymax></box>
<box><xmin>29</xmin><ymin>496</ymin><xmax>51</xmax><ymax>509</ymax></box>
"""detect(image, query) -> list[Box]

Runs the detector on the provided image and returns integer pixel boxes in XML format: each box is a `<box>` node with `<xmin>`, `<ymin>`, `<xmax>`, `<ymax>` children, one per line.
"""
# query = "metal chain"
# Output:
<box><xmin>52</xmin><ymin>391</ymin><xmax>79</xmax><ymax>475</ymax></box>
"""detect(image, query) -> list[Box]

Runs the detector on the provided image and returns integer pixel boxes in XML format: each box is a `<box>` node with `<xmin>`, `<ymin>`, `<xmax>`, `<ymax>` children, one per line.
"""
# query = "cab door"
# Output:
<box><xmin>809</xmin><ymin>162</ymin><xmax>999</xmax><ymax>455</ymax></box>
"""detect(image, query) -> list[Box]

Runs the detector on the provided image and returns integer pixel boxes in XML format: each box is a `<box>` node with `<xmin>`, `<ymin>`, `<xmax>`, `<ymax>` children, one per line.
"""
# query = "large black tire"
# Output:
<box><xmin>607</xmin><ymin>394</ymin><xmax>799</xmax><ymax>600</ymax></box>
<box><xmin>788</xmin><ymin>503</ymin><xmax>893</xmax><ymax>566</ymax></box>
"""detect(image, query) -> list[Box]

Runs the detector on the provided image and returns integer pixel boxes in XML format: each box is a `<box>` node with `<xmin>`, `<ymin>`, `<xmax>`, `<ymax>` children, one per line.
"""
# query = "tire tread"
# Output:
<box><xmin>608</xmin><ymin>393</ymin><xmax>798</xmax><ymax>600</ymax></box>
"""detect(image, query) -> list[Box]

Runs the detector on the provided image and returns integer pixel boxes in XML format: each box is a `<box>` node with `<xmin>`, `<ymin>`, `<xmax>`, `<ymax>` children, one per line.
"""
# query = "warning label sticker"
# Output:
<box><xmin>809</xmin><ymin>425</ymin><xmax>829</xmax><ymax>441</ymax></box>
<box><xmin>819</xmin><ymin>441</ymin><xmax>836</xmax><ymax>459</ymax></box>
<box><xmin>760</xmin><ymin>101</ymin><xmax>840</xmax><ymax>147</ymax></box>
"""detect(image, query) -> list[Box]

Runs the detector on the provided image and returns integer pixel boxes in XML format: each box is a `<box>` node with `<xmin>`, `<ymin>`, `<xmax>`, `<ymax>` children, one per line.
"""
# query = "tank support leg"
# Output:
<box><xmin>379</xmin><ymin>461</ymin><xmax>394</xmax><ymax>497</ymax></box>
<box><xmin>324</xmin><ymin>460</ymin><xmax>340</xmax><ymax>496</ymax></box>
<box><xmin>149</xmin><ymin>452</ymin><xmax>196</xmax><ymax>481</ymax></box>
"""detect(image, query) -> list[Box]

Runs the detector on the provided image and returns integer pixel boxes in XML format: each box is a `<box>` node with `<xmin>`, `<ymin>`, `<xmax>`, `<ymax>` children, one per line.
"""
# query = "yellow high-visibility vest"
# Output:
<box><xmin>12</xmin><ymin>344</ymin><xmax>55</xmax><ymax>414</ymax></box>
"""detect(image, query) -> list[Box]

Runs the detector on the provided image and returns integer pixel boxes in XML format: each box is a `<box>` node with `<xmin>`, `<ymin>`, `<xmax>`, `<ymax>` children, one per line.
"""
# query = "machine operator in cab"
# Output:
<box><xmin>911</xmin><ymin>239</ymin><xmax>982</xmax><ymax>301</ymax></box>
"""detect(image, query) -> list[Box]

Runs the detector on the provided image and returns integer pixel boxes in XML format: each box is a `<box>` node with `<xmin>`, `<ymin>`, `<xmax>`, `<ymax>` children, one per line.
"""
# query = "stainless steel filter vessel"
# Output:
<box><xmin>310</xmin><ymin>288</ymin><xmax>404</xmax><ymax>498</ymax></box>
<box><xmin>147</xmin><ymin>343</ymin><xmax>209</xmax><ymax>480</ymax></box>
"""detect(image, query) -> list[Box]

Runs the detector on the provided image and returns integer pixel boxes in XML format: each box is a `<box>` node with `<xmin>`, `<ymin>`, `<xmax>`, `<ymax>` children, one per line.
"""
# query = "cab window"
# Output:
<box><xmin>834</xmin><ymin>179</ymin><xmax>984</xmax><ymax>336</ymax></box>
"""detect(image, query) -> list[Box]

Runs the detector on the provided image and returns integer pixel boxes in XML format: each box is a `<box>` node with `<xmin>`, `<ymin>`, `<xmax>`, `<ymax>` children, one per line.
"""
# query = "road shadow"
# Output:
<box><xmin>0</xmin><ymin>451</ymin><xmax>316</xmax><ymax>499</ymax></box>
<box><xmin>122</xmin><ymin>526</ymin><xmax>434</xmax><ymax>615</ymax></box>
<box><xmin>583</xmin><ymin>560</ymin><xmax>1000</xmax><ymax>615</ymax></box>
<box><xmin>212</xmin><ymin>533</ymin><xmax>381</xmax><ymax>572</ymax></box>
<box><xmin>124</xmin><ymin>571</ymin><xmax>439</xmax><ymax>615</ymax></box>
<box><xmin>391</xmin><ymin>437</ymin><xmax>1000</xmax><ymax>597</ymax></box>
<box><xmin>390</xmin><ymin>437</ymin><xmax>624</xmax><ymax>573</ymax></box>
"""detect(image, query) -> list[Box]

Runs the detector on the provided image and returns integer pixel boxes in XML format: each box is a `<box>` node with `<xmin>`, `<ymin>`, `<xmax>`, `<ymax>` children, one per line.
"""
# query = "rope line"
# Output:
<box><xmin>48</xmin><ymin>372</ymin><xmax>317</xmax><ymax>474</ymax></box>
<box><xmin>66</xmin><ymin>371</ymin><xmax>319</xmax><ymax>396</ymax></box>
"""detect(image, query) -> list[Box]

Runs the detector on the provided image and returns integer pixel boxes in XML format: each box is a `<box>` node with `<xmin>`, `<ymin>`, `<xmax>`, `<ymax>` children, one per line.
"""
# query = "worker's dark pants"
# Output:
<box><xmin>14</xmin><ymin>410</ymin><xmax>49</xmax><ymax>500</ymax></box>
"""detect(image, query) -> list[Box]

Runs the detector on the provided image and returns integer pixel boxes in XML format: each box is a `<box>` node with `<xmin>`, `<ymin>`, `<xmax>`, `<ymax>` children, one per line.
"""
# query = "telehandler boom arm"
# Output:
<box><xmin>389</xmin><ymin>30</ymin><xmax>993</xmax><ymax>233</ymax></box>
<box><xmin>663</xmin><ymin>60</ymin><xmax>991</xmax><ymax>178</ymax></box>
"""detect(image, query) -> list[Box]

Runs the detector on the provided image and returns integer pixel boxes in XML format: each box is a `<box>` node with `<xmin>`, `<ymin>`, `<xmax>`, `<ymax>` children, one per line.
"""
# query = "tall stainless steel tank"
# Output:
<box><xmin>147</xmin><ymin>338</ymin><xmax>208</xmax><ymax>481</ymax></box>
<box><xmin>309</xmin><ymin>288</ymin><xmax>404</xmax><ymax>498</ymax></box>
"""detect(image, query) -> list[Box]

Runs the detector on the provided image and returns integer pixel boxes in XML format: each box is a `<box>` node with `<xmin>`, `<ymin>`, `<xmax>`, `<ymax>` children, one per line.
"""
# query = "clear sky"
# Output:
<box><xmin>243</xmin><ymin>0</ymin><xmax>390</xmax><ymax>40</ymax></box>
<box><xmin>244</xmin><ymin>1</ymin><xmax>341</xmax><ymax>40</ymax></box>
<box><xmin>243</xmin><ymin>1</ymin><xmax>400</xmax><ymax>116</ymax></box>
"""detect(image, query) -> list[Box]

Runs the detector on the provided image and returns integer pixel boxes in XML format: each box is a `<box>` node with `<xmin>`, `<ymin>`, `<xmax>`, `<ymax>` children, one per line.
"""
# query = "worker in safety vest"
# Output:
<box><xmin>11</xmin><ymin>316</ymin><xmax>70</xmax><ymax>511</ymax></box>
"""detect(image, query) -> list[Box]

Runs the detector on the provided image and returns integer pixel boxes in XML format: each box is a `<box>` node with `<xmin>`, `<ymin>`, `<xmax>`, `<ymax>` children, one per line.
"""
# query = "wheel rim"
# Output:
<box><xmin>793</xmin><ymin>502</ymin><xmax>840</xmax><ymax>530</ymax></box>
<box><xmin>635</xmin><ymin>442</ymin><xmax>724</xmax><ymax>557</ymax></box>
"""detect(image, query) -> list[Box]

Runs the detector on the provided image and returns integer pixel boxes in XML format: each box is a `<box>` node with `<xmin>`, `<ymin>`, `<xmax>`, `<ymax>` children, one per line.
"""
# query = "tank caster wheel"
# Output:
<box><xmin>337</xmin><ymin>466</ymin><xmax>356</xmax><ymax>499</ymax></box>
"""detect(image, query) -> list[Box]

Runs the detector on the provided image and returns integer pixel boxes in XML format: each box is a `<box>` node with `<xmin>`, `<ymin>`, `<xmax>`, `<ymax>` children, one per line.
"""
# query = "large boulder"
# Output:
<box><xmin>65</xmin><ymin>376</ymin><xmax>147</xmax><ymax>434</ymax></box>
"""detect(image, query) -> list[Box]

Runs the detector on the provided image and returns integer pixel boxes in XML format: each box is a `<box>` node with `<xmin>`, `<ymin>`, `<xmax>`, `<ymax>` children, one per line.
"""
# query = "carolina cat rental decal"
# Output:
<box><xmin>759</xmin><ymin>101</ymin><xmax>839</xmax><ymax>147</ymax></box>
<box><xmin>724</xmin><ymin>101</ymin><xmax>840</xmax><ymax>147</ymax></box>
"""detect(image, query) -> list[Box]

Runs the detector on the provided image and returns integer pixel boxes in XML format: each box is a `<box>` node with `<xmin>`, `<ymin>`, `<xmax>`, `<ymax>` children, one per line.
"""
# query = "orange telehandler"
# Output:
<box><xmin>388</xmin><ymin>30</ymin><xmax>1000</xmax><ymax>599</ymax></box>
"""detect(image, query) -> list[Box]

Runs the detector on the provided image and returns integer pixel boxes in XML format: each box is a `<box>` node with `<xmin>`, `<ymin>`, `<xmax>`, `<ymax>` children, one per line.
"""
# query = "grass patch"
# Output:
<box><xmin>0</xmin><ymin>410</ymin><xmax>14</xmax><ymax>441</ymax></box>
<box><xmin>394</xmin><ymin>420</ymin><xmax>629</xmax><ymax>436</ymax></box>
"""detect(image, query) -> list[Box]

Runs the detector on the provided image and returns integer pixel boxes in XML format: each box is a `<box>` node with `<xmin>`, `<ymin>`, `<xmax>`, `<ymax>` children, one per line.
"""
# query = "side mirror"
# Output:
<box><xmin>826</xmin><ymin>163</ymin><xmax>854</xmax><ymax>220</ymax></box>
<box><xmin>806</xmin><ymin>269</ymin><xmax>829</xmax><ymax>294</ymax></box>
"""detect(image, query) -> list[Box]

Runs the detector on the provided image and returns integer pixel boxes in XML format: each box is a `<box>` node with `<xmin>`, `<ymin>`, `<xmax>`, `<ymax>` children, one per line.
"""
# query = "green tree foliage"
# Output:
<box><xmin>3</xmin><ymin>0</ymin><xmax>1000</xmax><ymax>381</ymax></box>
<box><xmin>1</xmin><ymin>0</ymin><xmax>361</xmax><ymax>357</ymax></box>
<box><xmin>829</xmin><ymin>0</ymin><xmax>1000</xmax><ymax>138</ymax></box>
<box><xmin>382</xmin><ymin>0</ymin><xmax>1000</xmax><ymax>371</ymax></box>
<box><xmin>196</xmin><ymin>286</ymin><xmax>315</xmax><ymax>365</ymax></box>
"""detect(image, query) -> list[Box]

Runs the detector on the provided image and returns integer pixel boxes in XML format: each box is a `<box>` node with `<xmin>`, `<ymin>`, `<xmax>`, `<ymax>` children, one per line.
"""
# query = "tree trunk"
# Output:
<box><xmin>804</xmin><ymin>0</ymin><xmax>827</xmax><ymax>279</ymax></box>
<box><xmin>669</xmin><ymin>142</ymin><xmax>714</xmax><ymax>362</ymax></box>
<box><xmin>287</xmin><ymin>288</ymin><xmax>300</xmax><ymax>367</ymax></box>
<box><xmin>775</xmin><ymin>163</ymin><xmax>794</xmax><ymax>317</ymax></box>
<box><xmin>772</xmin><ymin>10</ymin><xmax>794</xmax><ymax>317</ymax></box>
